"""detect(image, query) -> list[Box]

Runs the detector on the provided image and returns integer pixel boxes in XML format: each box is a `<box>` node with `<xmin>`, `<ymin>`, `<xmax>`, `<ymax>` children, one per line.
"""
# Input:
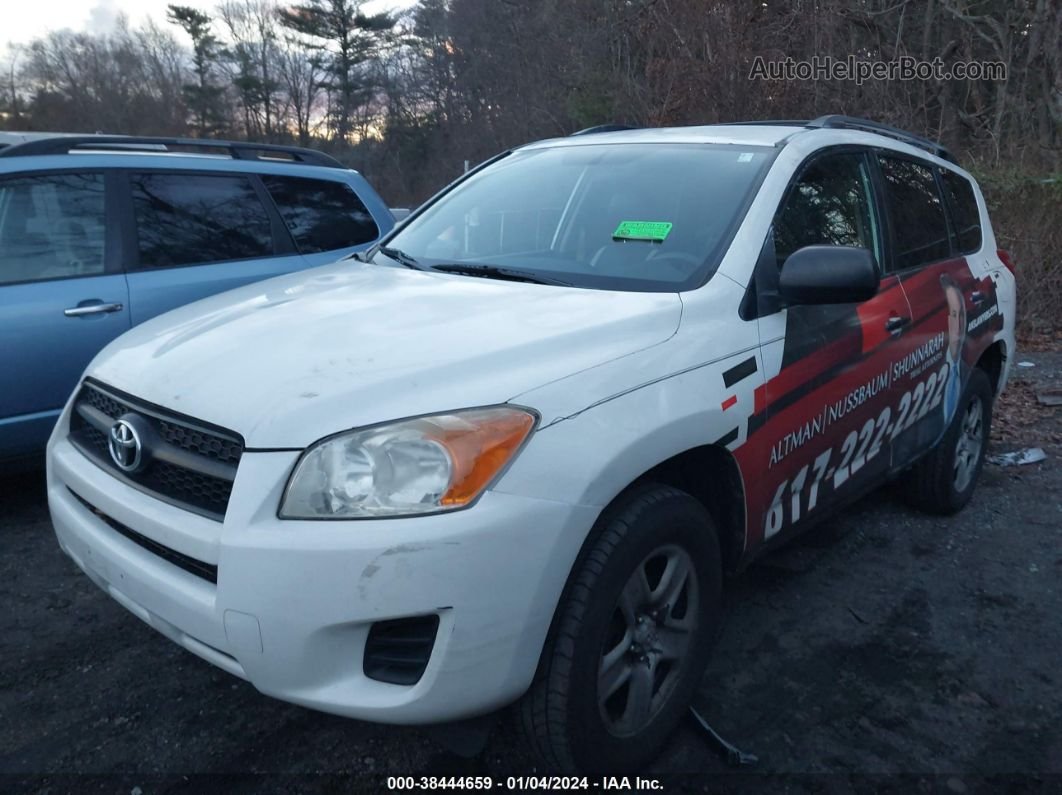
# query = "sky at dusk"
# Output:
<box><xmin>1</xmin><ymin>0</ymin><xmax>413</xmax><ymax>50</ymax></box>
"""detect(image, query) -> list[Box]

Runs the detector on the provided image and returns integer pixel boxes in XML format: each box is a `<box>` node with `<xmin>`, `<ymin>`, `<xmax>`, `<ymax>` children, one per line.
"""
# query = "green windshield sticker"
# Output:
<box><xmin>613</xmin><ymin>220</ymin><xmax>672</xmax><ymax>242</ymax></box>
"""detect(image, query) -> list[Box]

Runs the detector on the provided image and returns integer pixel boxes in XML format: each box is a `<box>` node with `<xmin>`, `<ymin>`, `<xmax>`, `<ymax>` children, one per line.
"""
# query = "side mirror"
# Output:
<box><xmin>779</xmin><ymin>245</ymin><xmax>879</xmax><ymax>305</ymax></box>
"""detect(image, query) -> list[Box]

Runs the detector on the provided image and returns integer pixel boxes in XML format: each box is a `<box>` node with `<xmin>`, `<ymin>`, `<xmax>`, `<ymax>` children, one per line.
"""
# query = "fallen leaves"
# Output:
<box><xmin>991</xmin><ymin>377</ymin><xmax>1061</xmax><ymax>448</ymax></box>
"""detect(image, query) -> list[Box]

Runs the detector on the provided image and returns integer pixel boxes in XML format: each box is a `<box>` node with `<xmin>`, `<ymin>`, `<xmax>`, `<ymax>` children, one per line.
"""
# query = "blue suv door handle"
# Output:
<box><xmin>63</xmin><ymin>302</ymin><xmax>124</xmax><ymax>318</ymax></box>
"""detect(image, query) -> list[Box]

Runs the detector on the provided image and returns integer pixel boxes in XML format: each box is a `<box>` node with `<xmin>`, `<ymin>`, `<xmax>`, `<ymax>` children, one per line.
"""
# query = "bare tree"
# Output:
<box><xmin>0</xmin><ymin>46</ymin><xmax>27</xmax><ymax>129</ymax></box>
<box><xmin>21</xmin><ymin>18</ymin><xmax>190</xmax><ymax>135</ymax></box>
<box><xmin>218</xmin><ymin>0</ymin><xmax>283</xmax><ymax>140</ymax></box>
<box><xmin>276</xmin><ymin>32</ymin><xmax>325</xmax><ymax>145</ymax></box>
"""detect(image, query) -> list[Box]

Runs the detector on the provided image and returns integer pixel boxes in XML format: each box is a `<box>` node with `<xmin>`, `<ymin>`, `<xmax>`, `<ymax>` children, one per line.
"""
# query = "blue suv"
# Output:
<box><xmin>0</xmin><ymin>135</ymin><xmax>394</xmax><ymax>468</ymax></box>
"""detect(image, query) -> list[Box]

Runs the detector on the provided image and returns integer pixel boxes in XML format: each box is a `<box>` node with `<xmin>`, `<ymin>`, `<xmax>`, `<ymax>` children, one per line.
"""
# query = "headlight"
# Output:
<box><xmin>279</xmin><ymin>407</ymin><xmax>537</xmax><ymax>519</ymax></box>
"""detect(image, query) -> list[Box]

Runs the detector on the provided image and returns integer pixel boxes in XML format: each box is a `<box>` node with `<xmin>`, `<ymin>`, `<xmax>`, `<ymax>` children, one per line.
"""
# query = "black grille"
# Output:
<box><xmin>156</xmin><ymin>419</ymin><xmax>243</xmax><ymax>466</ymax></box>
<box><xmin>69</xmin><ymin>489</ymin><xmax>218</xmax><ymax>584</ymax></box>
<box><xmin>68</xmin><ymin>380</ymin><xmax>244</xmax><ymax>521</ymax></box>
<box><xmin>363</xmin><ymin>615</ymin><xmax>440</xmax><ymax>686</ymax></box>
<box><xmin>81</xmin><ymin>382</ymin><xmax>126</xmax><ymax>418</ymax></box>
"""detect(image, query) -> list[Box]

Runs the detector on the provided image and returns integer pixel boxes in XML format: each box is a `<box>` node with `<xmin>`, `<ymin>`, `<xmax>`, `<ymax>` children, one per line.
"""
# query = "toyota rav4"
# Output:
<box><xmin>47</xmin><ymin>116</ymin><xmax>1016</xmax><ymax>772</ymax></box>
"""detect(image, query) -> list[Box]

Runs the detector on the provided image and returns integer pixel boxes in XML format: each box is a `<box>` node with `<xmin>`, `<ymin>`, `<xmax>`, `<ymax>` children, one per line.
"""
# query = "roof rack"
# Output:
<box><xmin>0</xmin><ymin>135</ymin><xmax>348</xmax><ymax>169</ymax></box>
<box><xmin>570</xmin><ymin>124</ymin><xmax>639</xmax><ymax>136</ymax></box>
<box><xmin>718</xmin><ymin>119</ymin><xmax>811</xmax><ymax>127</ymax></box>
<box><xmin>807</xmin><ymin>115</ymin><xmax>955</xmax><ymax>162</ymax></box>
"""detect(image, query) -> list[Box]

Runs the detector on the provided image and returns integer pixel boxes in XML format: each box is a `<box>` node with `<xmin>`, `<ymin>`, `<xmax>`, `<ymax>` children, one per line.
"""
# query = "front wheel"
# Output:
<box><xmin>903</xmin><ymin>367</ymin><xmax>993</xmax><ymax>515</ymax></box>
<box><xmin>518</xmin><ymin>484</ymin><xmax>723</xmax><ymax>773</ymax></box>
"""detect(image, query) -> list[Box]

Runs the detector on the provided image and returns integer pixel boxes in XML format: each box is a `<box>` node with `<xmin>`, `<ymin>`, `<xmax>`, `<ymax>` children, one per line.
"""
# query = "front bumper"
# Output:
<box><xmin>48</xmin><ymin>433</ymin><xmax>598</xmax><ymax>724</ymax></box>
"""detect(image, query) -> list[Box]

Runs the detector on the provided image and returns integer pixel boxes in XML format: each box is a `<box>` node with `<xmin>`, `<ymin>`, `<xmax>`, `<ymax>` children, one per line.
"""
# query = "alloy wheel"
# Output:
<box><xmin>953</xmin><ymin>395</ymin><xmax>984</xmax><ymax>492</ymax></box>
<box><xmin>597</xmin><ymin>545</ymin><xmax>699</xmax><ymax>737</ymax></box>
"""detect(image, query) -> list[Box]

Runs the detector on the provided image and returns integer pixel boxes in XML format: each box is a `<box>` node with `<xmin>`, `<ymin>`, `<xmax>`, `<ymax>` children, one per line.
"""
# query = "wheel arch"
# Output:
<box><xmin>521</xmin><ymin>436</ymin><xmax>749</xmax><ymax>680</ymax></box>
<box><xmin>558</xmin><ymin>441</ymin><xmax>748</xmax><ymax>582</ymax></box>
<box><xmin>629</xmin><ymin>445</ymin><xmax>747</xmax><ymax>573</ymax></box>
<box><xmin>975</xmin><ymin>338</ymin><xmax>1007</xmax><ymax>395</ymax></box>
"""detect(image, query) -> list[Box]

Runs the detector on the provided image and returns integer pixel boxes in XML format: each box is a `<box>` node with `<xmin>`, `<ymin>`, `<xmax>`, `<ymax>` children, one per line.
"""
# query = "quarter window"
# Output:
<box><xmin>773</xmin><ymin>153</ymin><xmax>880</xmax><ymax>268</ymax></box>
<box><xmin>262</xmin><ymin>175</ymin><xmax>379</xmax><ymax>253</ymax></box>
<box><xmin>131</xmin><ymin>173</ymin><xmax>274</xmax><ymax>268</ymax></box>
<box><xmin>0</xmin><ymin>173</ymin><xmax>106</xmax><ymax>285</ymax></box>
<box><xmin>940</xmin><ymin>169</ymin><xmax>982</xmax><ymax>254</ymax></box>
<box><xmin>878</xmin><ymin>156</ymin><xmax>951</xmax><ymax>270</ymax></box>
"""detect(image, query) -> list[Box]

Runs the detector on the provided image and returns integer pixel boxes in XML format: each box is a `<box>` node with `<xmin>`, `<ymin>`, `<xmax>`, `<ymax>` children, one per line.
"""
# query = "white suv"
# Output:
<box><xmin>47</xmin><ymin>116</ymin><xmax>1015</xmax><ymax>772</ymax></box>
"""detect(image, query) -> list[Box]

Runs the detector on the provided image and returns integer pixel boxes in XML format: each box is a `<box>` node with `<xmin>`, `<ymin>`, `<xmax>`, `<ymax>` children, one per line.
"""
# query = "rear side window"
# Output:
<box><xmin>939</xmin><ymin>169</ymin><xmax>982</xmax><ymax>254</ymax></box>
<box><xmin>878</xmin><ymin>156</ymin><xmax>950</xmax><ymax>270</ymax></box>
<box><xmin>131</xmin><ymin>173</ymin><xmax>274</xmax><ymax>269</ymax></box>
<box><xmin>773</xmin><ymin>152</ymin><xmax>881</xmax><ymax>267</ymax></box>
<box><xmin>262</xmin><ymin>175</ymin><xmax>379</xmax><ymax>253</ymax></box>
<box><xmin>0</xmin><ymin>173</ymin><xmax>106</xmax><ymax>286</ymax></box>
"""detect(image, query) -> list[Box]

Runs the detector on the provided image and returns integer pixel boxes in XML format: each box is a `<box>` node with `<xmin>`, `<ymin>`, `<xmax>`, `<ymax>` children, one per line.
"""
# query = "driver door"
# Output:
<box><xmin>741</xmin><ymin>150</ymin><xmax>915</xmax><ymax>548</ymax></box>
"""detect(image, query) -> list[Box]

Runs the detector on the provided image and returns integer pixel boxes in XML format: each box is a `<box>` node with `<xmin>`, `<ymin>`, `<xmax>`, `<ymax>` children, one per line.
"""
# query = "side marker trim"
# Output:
<box><xmin>722</xmin><ymin>356</ymin><xmax>758</xmax><ymax>388</ymax></box>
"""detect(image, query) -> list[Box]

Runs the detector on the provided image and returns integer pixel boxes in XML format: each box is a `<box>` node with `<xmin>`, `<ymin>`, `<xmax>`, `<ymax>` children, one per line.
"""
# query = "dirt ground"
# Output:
<box><xmin>2</xmin><ymin>352</ymin><xmax>1059</xmax><ymax>794</ymax></box>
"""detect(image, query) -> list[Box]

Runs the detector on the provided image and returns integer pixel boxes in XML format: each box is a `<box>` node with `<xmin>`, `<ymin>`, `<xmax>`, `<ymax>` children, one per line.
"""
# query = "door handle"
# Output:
<box><xmin>971</xmin><ymin>291</ymin><xmax>985</xmax><ymax>305</ymax></box>
<box><xmin>64</xmin><ymin>302</ymin><xmax>124</xmax><ymax>317</ymax></box>
<box><xmin>885</xmin><ymin>315</ymin><xmax>910</xmax><ymax>334</ymax></box>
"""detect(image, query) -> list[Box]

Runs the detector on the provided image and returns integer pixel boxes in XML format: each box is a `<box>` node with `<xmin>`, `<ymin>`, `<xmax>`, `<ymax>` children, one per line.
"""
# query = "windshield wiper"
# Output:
<box><xmin>431</xmin><ymin>263</ymin><xmax>572</xmax><ymax>286</ymax></box>
<box><xmin>377</xmin><ymin>246</ymin><xmax>427</xmax><ymax>270</ymax></box>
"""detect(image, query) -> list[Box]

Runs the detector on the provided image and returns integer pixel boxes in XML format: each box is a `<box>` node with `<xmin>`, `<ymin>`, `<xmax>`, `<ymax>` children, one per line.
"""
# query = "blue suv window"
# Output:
<box><xmin>262</xmin><ymin>175</ymin><xmax>379</xmax><ymax>253</ymax></box>
<box><xmin>0</xmin><ymin>173</ymin><xmax>106</xmax><ymax>285</ymax></box>
<box><xmin>131</xmin><ymin>173</ymin><xmax>274</xmax><ymax>268</ymax></box>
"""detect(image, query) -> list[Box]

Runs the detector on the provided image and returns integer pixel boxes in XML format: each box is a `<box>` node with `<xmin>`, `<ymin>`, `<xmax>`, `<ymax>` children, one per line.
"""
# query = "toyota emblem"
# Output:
<box><xmin>108</xmin><ymin>418</ymin><xmax>144</xmax><ymax>473</ymax></box>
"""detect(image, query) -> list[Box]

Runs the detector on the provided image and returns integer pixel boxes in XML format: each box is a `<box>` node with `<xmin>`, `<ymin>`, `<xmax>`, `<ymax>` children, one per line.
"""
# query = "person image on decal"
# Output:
<box><xmin>940</xmin><ymin>273</ymin><xmax>967</xmax><ymax>423</ymax></box>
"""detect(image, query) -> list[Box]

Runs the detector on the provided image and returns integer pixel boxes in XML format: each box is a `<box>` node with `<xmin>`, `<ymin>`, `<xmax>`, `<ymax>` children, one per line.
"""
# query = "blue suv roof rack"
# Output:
<box><xmin>0</xmin><ymin>135</ymin><xmax>348</xmax><ymax>169</ymax></box>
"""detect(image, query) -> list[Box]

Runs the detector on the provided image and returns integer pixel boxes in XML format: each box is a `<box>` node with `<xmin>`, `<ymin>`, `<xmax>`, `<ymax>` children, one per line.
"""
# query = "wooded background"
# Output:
<box><xmin>1</xmin><ymin>0</ymin><xmax>1058</xmax><ymax>331</ymax></box>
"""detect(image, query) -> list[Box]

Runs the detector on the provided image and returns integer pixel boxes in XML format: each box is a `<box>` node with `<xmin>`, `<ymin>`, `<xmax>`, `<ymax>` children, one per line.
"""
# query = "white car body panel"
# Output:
<box><xmin>86</xmin><ymin>261</ymin><xmax>681</xmax><ymax>448</ymax></box>
<box><xmin>50</xmin><ymin>436</ymin><xmax>598</xmax><ymax>721</ymax></box>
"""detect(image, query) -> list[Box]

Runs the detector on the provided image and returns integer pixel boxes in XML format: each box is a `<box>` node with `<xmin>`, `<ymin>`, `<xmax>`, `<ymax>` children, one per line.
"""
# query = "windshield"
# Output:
<box><xmin>380</xmin><ymin>142</ymin><xmax>775</xmax><ymax>292</ymax></box>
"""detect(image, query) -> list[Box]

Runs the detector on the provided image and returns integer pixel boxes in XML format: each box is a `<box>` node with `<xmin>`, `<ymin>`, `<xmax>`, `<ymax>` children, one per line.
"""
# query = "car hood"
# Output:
<box><xmin>88</xmin><ymin>262</ymin><xmax>682</xmax><ymax>448</ymax></box>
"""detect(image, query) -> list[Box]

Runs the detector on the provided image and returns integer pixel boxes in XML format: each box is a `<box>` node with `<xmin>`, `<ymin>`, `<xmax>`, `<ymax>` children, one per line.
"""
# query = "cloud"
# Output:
<box><xmin>86</xmin><ymin>0</ymin><xmax>121</xmax><ymax>35</ymax></box>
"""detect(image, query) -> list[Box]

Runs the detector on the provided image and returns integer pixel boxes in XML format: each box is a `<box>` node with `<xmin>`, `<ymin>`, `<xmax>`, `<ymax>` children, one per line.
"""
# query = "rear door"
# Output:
<box><xmin>121</xmin><ymin>170</ymin><xmax>304</xmax><ymax>326</ymax></box>
<box><xmin>0</xmin><ymin>171</ymin><xmax>130</xmax><ymax>458</ymax></box>
<box><xmin>875</xmin><ymin>154</ymin><xmax>1003</xmax><ymax>466</ymax></box>
<box><xmin>740</xmin><ymin>149</ymin><xmax>917</xmax><ymax>547</ymax></box>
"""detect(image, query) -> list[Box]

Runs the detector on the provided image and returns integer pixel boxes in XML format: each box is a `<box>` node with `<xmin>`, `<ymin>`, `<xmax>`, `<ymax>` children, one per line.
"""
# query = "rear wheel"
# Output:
<box><xmin>518</xmin><ymin>484</ymin><xmax>723</xmax><ymax>773</ymax></box>
<box><xmin>903</xmin><ymin>367</ymin><xmax>993</xmax><ymax>515</ymax></box>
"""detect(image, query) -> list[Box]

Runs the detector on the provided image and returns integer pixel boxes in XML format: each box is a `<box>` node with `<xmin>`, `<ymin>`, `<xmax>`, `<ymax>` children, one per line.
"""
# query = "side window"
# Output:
<box><xmin>939</xmin><ymin>169</ymin><xmax>983</xmax><ymax>254</ymax></box>
<box><xmin>773</xmin><ymin>152</ymin><xmax>880</xmax><ymax>268</ymax></box>
<box><xmin>261</xmin><ymin>175</ymin><xmax>379</xmax><ymax>253</ymax></box>
<box><xmin>0</xmin><ymin>173</ymin><xmax>106</xmax><ymax>286</ymax></box>
<box><xmin>877</xmin><ymin>156</ymin><xmax>951</xmax><ymax>270</ymax></box>
<box><xmin>130</xmin><ymin>173</ymin><xmax>274</xmax><ymax>269</ymax></box>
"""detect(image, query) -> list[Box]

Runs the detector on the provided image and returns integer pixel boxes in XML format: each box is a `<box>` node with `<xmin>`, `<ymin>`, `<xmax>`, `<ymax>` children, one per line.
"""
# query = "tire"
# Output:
<box><xmin>518</xmin><ymin>484</ymin><xmax>723</xmax><ymax>774</ymax></box>
<box><xmin>903</xmin><ymin>367</ymin><xmax>993</xmax><ymax>515</ymax></box>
